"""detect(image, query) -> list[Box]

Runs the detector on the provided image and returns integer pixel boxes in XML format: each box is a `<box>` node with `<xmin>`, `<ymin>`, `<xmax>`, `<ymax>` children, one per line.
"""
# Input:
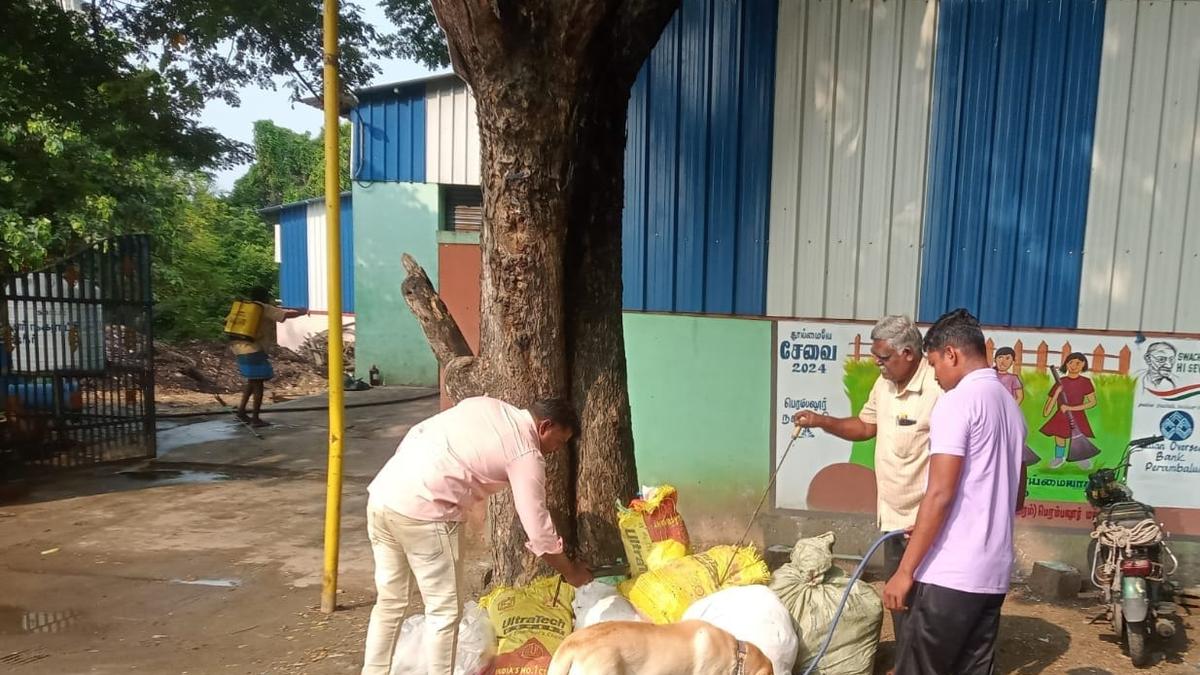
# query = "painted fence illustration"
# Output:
<box><xmin>847</xmin><ymin>335</ymin><xmax>1131</xmax><ymax>375</ymax></box>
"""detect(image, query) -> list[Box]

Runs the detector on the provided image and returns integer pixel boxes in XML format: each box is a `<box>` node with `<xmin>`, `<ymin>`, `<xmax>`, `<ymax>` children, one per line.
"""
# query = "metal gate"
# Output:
<box><xmin>1</xmin><ymin>235</ymin><xmax>156</xmax><ymax>479</ymax></box>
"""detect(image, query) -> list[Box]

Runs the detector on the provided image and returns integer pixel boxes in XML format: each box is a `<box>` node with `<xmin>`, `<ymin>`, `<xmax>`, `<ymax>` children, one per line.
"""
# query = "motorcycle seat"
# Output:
<box><xmin>1096</xmin><ymin>500</ymin><xmax>1157</xmax><ymax>526</ymax></box>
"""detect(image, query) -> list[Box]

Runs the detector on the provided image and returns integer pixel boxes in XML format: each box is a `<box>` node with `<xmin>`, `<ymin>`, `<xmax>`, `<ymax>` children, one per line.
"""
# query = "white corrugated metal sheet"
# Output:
<box><xmin>1079</xmin><ymin>0</ymin><xmax>1200</xmax><ymax>333</ymax></box>
<box><xmin>767</xmin><ymin>0</ymin><xmax>938</xmax><ymax>320</ymax></box>
<box><xmin>425</xmin><ymin>79</ymin><xmax>481</xmax><ymax>186</ymax></box>
<box><xmin>306</xmin><ymin>202</ymin><xmax>329</xmax><ymax>312</ymax></box>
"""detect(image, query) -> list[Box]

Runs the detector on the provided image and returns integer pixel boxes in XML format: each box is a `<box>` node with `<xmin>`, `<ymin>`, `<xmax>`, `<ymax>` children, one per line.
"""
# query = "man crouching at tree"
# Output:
<box><xmin>361</xmin><ymin>396</ymin><xmax>593</xmax><ymax>675</ymax></box>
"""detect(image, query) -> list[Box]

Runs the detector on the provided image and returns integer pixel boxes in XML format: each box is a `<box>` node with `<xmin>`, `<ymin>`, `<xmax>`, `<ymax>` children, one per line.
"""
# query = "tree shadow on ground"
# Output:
<box><xmin>995</xmin><ymin>616</ymin><xmax>1072</xmax><ymax>674</ymax></box>
<box><xmin>875</xmin><ymin>615</ymin><xmax>1072</xmax><ymax>674</ymax></box>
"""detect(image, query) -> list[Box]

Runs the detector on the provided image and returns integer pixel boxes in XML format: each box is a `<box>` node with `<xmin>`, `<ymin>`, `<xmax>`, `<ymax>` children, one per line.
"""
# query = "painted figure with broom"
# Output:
<box><xmin>1040</xmin><ymin>352</ymin><xmax>1100</xmax><ymax>469</ymax></box>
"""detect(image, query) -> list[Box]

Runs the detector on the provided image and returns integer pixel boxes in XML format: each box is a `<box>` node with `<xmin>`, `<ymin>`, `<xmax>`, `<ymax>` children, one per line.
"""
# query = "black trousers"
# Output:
<box><xmin>882</xmin><ymin>533</ymin><xmax>909</xmax><ymax>640</ymax></box>
<box><xmin>894</xmin><ymin>582</ymin><xmax>1005</xmax><ymax>675</ymax></box>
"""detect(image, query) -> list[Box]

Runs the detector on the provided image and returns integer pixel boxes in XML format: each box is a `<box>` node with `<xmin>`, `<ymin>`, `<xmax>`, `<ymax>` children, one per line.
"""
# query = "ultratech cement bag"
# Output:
<box><xmin>479</xmin><ymin>576</ymin><xmax>574</xmax><ymax>675</ymax></box>
<box><xmin>769</xmin><ymin>532</ymin><xmax>883</xmax><ymax>675</ymax></box>
<box><xmin>617</xmin><ymin>484</ymin><xmax>691</xmax><ymax>576</ymax></box>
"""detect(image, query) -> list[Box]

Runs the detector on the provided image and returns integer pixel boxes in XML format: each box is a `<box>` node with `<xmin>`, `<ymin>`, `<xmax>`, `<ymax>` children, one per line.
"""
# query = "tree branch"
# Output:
<box><xmin>400</xmin><ymin>253</ymin><xmax>474</xmax><ymax>364</ymax></box>
<box><xmin>400</xmin><ymin>253</ymin><xmax>486</xmax><ymax>402</ymax></box>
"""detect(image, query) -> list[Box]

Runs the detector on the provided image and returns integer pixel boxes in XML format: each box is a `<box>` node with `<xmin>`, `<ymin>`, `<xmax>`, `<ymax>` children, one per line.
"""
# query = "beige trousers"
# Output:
<box><xmin>361</xmin><ymin>500</ymin><xmax>463</xmax><ymax>675</ymax></box>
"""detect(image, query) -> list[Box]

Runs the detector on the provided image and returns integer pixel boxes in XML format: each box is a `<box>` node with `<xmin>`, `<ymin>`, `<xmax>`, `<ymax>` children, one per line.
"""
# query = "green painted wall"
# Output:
<box><xmin>624</xmin><ymin>313</ymin><xmax>773</xmax><ymax>506</ymax></box>
<box><xmin>352</xmin><ymin>182</ymin><xmax>440</xmax><ymax>386</ymax></box>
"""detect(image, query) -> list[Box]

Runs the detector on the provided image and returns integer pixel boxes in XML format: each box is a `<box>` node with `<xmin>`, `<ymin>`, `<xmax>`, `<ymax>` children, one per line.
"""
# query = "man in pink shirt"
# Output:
<box><xmin>883</xmin><ymin>309</ymin><xmax>1028</xmax><ymax>675</ymax></box>
<box><xmin>361</xmin><ymin>396</ymin><xmax>593</xmax><ymax>675</ymax></box>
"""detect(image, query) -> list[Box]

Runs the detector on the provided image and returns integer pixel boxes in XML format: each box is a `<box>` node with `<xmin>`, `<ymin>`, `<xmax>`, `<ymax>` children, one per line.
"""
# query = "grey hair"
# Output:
<box><xmin>870</xmin><ymin>315</ymin><xmax>924</xmax><ymax>355</ymax></box>
<box><xmin>1145</xmin><ymin>341</ymin><xmax>1177</xmax><ymax>358</ymax></box>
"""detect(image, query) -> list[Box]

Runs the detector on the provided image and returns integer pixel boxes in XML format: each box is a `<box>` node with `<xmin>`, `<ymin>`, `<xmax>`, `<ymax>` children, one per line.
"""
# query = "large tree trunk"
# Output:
<box><xmin>564</xmin><ymin>87</ymin><xmax>640</xmax><ymax>564</ymax></box>
<box><xmin>424</xmin><ymin>0</ymin><xmax>680</xmax><ymax>584</ymax></box>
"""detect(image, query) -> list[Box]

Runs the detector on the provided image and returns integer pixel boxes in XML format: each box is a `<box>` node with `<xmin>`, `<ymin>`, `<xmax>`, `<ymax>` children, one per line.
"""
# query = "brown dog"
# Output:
<box><xmin>548</xmin><ymin>620</ymin><xmax>774</xmax><ymax>675</ymax></box>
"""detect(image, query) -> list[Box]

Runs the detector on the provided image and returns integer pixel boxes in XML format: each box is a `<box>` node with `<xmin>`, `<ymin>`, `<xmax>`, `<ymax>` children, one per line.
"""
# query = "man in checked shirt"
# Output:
<box><xmin>793</xmin><ymin>314</ymin><xmax>943</xmax><ymax>641</ymax></box>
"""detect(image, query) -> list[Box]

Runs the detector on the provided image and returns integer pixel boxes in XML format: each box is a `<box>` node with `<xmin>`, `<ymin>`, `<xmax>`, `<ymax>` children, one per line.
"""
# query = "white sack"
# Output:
<box><xmin>682</xmin><ymin>584</ymin><xmax>799</xmax><ymax>675</ymax></box>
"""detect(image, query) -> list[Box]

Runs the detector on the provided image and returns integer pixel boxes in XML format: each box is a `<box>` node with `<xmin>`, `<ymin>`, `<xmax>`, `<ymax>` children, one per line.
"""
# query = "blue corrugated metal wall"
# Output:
<box><xmin>279</xmin><ymin>204</ymin><xmax>309</xmax><ymax>308</ymax></box>
<box><xmin>353</xmin><ymin>85</ymin><xmax>426</xmax><ymax>183</ymax></box>
<box><xmin>622</xmin><ymin>0</ymin><xmax>777</xmax><ymax>315</ymax></box>
<box><xmin>919</xmin><ymin>0</ymin><xmax>1105</xmax><ymax>327</ymax></box>
<box><xmin>340</xmin><ymin>194</ymin><xmax>355</xmax><ymax>313</ymax></box>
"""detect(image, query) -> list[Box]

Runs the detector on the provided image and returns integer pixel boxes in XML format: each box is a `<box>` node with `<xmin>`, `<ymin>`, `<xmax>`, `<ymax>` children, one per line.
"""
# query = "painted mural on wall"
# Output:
<box><xmin>984</xmin><ymin>329</ymin><xmax>1134</xmax><ymax>507</ymax></box>
<box><xmin>773</xmin><ymin>322</ymin><xmax>866</xmax><ymax>514</ymax></box>
<box><xmin>774</xmin><ymin>321</ymin><xmax>1200</xmax><ymax>516</ymax></box>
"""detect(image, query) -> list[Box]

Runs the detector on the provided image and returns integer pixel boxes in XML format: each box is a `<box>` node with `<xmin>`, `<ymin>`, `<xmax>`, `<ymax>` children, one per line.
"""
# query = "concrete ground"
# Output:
<box><xmin>0</xmin><ymin>387</ymin><xmax>468</xmax><ymax>674</ymax></box>
<box><xmin>1</xmin><ymin>388</ymin><xmax>1197</xmax><ymax>674</ymax></box>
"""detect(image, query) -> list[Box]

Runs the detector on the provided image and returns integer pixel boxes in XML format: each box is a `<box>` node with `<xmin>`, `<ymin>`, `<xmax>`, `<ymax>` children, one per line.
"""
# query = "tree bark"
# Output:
<box><xmin>564</xmin><ymin>83</ymin><xmax>641</xmax><ymax>564</ymax></box>
<box><xmin>427</xmin><ymin>0</ymin><xmax>681</xmax><ymax>585</ymax></box>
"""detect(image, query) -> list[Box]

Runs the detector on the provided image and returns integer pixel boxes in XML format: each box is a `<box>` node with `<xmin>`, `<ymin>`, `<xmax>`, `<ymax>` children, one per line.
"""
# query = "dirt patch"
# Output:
<box><xmin>868</xmin><ymin>583</ymin><xmax>1197</xmax><ymax>674</ymax></box>
<box><xmin>155</xmin><ymin>340</ymin><xmax>329</xmax><ymax>408</ymax></box>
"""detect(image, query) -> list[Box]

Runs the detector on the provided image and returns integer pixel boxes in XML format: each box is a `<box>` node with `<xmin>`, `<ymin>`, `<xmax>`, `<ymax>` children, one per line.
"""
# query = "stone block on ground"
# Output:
<box><xmin>1028</xmin><ymin>561</ymin><xmax>1081</xmax><ymax>600</ymax></box>
<box><xmin>1179</xmin><ymin>585</ymin><xmax>1200</xmax><ymax>608</ymax></box>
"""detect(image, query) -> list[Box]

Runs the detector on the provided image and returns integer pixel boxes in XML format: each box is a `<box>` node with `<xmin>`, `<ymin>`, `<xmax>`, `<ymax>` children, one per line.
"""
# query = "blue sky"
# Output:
<box><xmin>200</xmin><ymin>4</ymin><xmax>440</xmax><ymax>191</ymax></box>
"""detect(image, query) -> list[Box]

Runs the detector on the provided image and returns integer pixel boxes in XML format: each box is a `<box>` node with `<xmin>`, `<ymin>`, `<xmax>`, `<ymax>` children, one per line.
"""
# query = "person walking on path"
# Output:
<box><xmin>228</xmin><ymin>287</ymin><xmax>302</xmax><ymax>427</ymax></box>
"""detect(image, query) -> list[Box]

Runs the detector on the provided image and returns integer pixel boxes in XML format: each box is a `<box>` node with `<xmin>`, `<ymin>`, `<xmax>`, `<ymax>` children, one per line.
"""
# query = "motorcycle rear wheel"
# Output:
<box><xmin>1126</xmin><ymin>620</ymin><xmax>1150</xmax><ymax>667</ymax></box>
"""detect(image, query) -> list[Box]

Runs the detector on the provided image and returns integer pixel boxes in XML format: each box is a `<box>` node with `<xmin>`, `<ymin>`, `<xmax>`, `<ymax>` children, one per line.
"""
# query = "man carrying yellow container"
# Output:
<box><xmin>224</xmin><ymin>287</ymin><xmax>302</xmax><ymax>427</ymax></box>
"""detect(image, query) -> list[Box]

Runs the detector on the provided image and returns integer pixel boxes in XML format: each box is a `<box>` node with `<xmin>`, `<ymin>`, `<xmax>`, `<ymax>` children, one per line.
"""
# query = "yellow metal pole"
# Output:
<box><xmin>319</xmin><ymin>0</ymin><xmax>345</xmax><ymax>616</ymax></box>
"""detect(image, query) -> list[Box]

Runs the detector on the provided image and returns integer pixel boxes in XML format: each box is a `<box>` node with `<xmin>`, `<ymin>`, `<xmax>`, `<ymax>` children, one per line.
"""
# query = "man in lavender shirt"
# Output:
<box><xmin>883</xmin><ymin>309</ymin><xmax>1028</xmax><ymax>675</ymax></box>
<box><xmin>362</xmin><ymin>397</ymin><xmax>593</xmax><ymax>675</ymax></box>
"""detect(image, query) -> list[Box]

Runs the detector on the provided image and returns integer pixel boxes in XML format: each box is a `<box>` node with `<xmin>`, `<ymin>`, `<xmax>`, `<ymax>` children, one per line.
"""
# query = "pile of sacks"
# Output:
<box><xmin>388</xmin><ymin>485</ymin><xmax>883</xmax><ymax>675</ymax></box>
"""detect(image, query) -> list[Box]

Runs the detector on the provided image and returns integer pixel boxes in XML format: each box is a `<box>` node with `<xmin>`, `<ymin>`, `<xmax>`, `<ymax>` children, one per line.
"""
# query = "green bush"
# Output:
<box><xmin>152</xmin><ymin>181</ymin><xmax>275</xmax><ymax>341</ymax></box>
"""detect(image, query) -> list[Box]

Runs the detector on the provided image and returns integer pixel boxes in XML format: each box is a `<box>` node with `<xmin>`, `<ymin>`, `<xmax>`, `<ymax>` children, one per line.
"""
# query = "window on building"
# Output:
<box><xmin>442</xmin><ymin>185</ymin><xmax>482</xmax><ymax>232</ymax></box>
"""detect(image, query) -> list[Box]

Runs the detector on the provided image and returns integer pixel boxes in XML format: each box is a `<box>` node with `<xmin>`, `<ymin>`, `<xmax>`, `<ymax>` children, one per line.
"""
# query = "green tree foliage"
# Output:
<box><xmin>153</xmin><ymin>178</ymin><xmax>276</xmax><ymax>340</ymax></box>
<box><xmin>228</xmin><ymin>120</ymin><xmax>351</xmax><ymax>210</ymax></box>
<box><xmin>93</xmin><ymin>0</ymin><xmax>447</xmax><ymax>106</ymax></box>
<box><xmin>2</xmin><ymin>0</ymin><xmax>445</xmax><ymax>270</ymax></box>
<box><xmin>2</xmin><ymin>0</ymin><xmax>446</xmax><ymax>338</ymax></box>
<box><xmin>0</xmin><ymin>0</ymin><xmax>234</xmax><ymax>274</ymax></box>
<box><xmin>380</xmin><ymin>0</ymin><xmax>451</xmax><ymax>67</ymax></box>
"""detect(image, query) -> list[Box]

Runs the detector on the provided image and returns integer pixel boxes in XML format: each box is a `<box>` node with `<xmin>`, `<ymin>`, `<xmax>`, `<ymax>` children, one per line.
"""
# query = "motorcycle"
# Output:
<box><xmin>1085</xmin><ymin>434</ymin><xmax>1180</xmax><ymax>668</ymax></box>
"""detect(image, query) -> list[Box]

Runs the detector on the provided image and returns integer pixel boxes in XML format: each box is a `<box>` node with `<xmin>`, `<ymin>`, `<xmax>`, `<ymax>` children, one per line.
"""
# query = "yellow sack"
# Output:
<box><xmin>617</xmin><ymin>507</ymin><xmax>655</xmax><ymax>575</ymax></box>
<box><xmin>617</xmin><ymin>484</ymin><xmax>691</xmax><ymax>576</ymax></box>
<box><xmin>646</xmin><ymin>540</ymin><xmax>687</xmax><ymax>571</ymax></box>
<box><xmin>625</xmin><ymin>545</ymin><xmax>771</xmax><ymax>624</ymax></box>
<box><xmin>479</xmin><ymin>576</ymin><xmax>574</xmax><ymax>675</ymax></box>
